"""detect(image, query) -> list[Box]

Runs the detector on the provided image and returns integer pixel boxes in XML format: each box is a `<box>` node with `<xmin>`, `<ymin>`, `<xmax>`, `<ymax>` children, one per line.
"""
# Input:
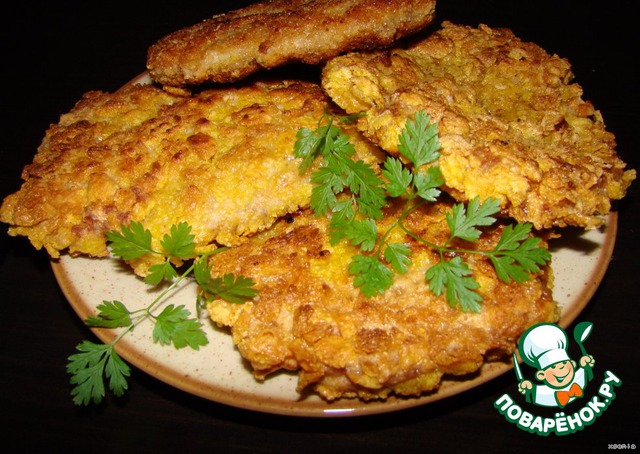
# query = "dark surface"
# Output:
<box><xmin>0</xmin><ymin>1</ymin><xmax>637</xmax><ymax>452</ymax></box>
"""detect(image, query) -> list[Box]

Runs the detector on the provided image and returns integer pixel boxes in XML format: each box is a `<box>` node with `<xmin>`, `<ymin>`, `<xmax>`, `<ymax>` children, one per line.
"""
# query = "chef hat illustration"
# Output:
<box><xmin>519</xmin><ymin>323</ymin><xmax>570</xmax><ymax>370</ymax></box>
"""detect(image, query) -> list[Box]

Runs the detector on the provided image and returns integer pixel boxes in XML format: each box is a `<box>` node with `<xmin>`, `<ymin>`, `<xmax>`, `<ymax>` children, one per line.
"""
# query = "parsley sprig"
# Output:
<box><xmin>295</xmin><ymin>113</ymin><xmax>387</xmax><ymax>220</ymax></box>
<box><xmin>67</xmin><ymin>221</ymin><xmax>258</xmax><ymax>405</ymax></box>
<box><xmin>294</xmin><ymin>111</ymin><xmax>551</xmax><ymax>312</ymax></box>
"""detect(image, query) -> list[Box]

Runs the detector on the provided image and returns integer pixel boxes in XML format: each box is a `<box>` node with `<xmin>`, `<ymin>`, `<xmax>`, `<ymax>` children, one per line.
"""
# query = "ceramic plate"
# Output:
<box><xmin>52</xmin><ymin>213</ymin><xmax>616</xmax><ymax>417</ymax></box>
<box><xmin>52</xmin><ymin>72</ymin><xmax>618</xmax><ymax>416</ymax></box>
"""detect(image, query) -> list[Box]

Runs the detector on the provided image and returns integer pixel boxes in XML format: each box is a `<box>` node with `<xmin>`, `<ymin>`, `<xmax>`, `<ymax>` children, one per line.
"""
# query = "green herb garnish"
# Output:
<box><xmin>67</xmin><ymin>221</ymin><xmax>257</xmax><ymax>405</ymax></box>
<box><xmin>295</xmin><ymin>110</ymin><xmax>551</xmax><ymax>312</ymax></box>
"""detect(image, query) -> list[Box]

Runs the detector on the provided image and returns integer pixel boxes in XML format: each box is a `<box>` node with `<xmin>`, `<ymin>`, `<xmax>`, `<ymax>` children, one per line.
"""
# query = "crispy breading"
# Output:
<box><xmin>322</xmin><ymin>22</ymin><xmax>636</xmax><ymax>230</ymax></box>
<box><xmin>146</xmin><ymin>0</ymin><xmax>436</xmax><ymax>87</ymax></box>
<box><xmin>0</xmin><ymin>81</ymin><xmax>384</xmax><ymax>274</ymax></box>
<box><xmin>206</xmin><ymin>200</ymin><xmax>558</xmax><ymax>401</ymax></box>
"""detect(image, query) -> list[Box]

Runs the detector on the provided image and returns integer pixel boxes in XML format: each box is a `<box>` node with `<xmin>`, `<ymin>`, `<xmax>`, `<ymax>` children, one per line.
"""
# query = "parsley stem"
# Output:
<box><xmin>375</xmin><ymin>195</ymin><xmax>415</xmax><ymax>254</ymax></box>
<box><xmin>376</xmin><ymin>190</ymin><xmax>442</xmax><ymax>260</ymax></box>
<box><xmin>110</xmin><ymin>324</ymin><xmax>136</xmax><ymax>345</ymax></box>
<box><xmin>397</xmin><ymin>218</ymin><xmax>512</xmax><ymax>262</ymax></box>
<box><xmin>153</xmin><ymin>263</ymin><xmax>196</xmax><ymax>310</ymax></box>
<box><xmin>396</xmin><ymin>219</ymin><xmax>440</xmax><ymax>252</ymax></box>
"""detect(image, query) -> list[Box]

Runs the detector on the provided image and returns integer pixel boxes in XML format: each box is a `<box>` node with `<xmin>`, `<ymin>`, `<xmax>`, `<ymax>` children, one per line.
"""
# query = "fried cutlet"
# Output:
<box><xmin>322</xmin><ymin>22</ymin><xmax>635</xmax><ymax>230</ymax></box>
<box><xmin>146</xmin><ymin>0</ymin><xmax>436</xmax><ymax>87</ymax></box>
<box><xmin>206</xmin><ymin>200</ymin><xmax>558</xmax><ymax>401</ymax></box>
<box><xmin>0</xmin><ymin>80</ymin><xmax>384</xmax><ymax>274</ymax></box>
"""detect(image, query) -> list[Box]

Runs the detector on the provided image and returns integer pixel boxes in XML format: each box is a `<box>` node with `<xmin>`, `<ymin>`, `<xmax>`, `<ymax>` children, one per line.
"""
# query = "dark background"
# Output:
<box><xmin>1</xmin><ymin>1</ymin><xmax>637</xmax><ymax>452</ymax></box>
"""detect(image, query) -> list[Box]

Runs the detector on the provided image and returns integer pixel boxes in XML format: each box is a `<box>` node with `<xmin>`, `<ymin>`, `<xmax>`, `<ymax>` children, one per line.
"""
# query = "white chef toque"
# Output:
<box><xmin>519</xmin><ymin>323</ymin><xmax>570</xmax><ymax>370</ymax></box>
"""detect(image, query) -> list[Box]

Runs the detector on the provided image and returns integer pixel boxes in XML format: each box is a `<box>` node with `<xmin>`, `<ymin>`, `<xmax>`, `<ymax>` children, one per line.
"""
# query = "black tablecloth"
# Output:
<box><xmin>1</xmin><ymin>1</ymin><xmax>637</xmax><ymax>452</ymax></box>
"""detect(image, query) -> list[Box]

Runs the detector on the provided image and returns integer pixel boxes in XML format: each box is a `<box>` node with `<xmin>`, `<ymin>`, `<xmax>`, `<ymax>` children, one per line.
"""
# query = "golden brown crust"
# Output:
<box><xmin>0</xmin><ymin>81</ymin><xmax>383</xmax><ymax>274</ymax></box>
<box><xmin>146</xmin><ymin>0</ymin><xmax>436</xmax><ymax>86</ymax></box>
<box><xmin>206</xmin><ymin>200</ymin><xmax>558</xmax><ymax>401</ymax></box>
<box><xmin>322</xmin><ymin>22</ymin><xmax>636</xmax><ymax>229</ymax></box>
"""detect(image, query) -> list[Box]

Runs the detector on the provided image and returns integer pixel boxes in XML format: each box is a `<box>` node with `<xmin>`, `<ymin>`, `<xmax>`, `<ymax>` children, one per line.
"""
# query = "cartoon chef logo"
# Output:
<box><xmin>496</xmin><ymin>321</ymin><xmax>622</xmax><ymax>436</ymax></box>
<box><xmin>514</xmin><ymin>322</ymin><xmax>595</xmax><ymax>408</ymax></box>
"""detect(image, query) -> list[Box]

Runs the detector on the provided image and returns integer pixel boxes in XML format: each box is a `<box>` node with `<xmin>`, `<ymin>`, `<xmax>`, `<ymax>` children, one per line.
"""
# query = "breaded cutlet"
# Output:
<box><xmin>147</xmin><ymin>0</ymin><xmax>436</xmax><ymax>87</ymax></box>
<box><xmin>206</xmin><ymin>200</ymin><xmax>558</xmax><ymax>401</ymax></box>
<box><xmin>0</xmin><ymin>81</ymin><xmax>384</xmax><ymax>275</ymax></box>
<box><xmin>322</xmin><ymin>22</ymin><xmax>635</xmax><ymax>230</ymax></box>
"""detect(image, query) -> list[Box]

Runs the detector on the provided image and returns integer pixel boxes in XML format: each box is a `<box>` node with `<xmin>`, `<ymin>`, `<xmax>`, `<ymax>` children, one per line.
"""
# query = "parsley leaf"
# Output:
<box><xmin>425</xmin><ymin>257</ymin><xmax>482</xmax><ymax>312</ymax></box>
<box><xmin>200</xmin><ymin>273</ymin><xmax>259</xmax><ymax>304</ymax></box>
<box><xmin>341</xmin><ymin>157</ymin><xmax>387</xmax><ymax>219</ymax></box>
<box><xmin>145</xmin><ymin>260</ymin><xmax>179</xmax><ymax>286</ymax></box>
<box><xmin>152</xmin><ymin>304</ymin><xmax>208</xmax><ymax>349</ymax></box>
<box><xmin>446</xmin><ymin>197</ymin><xmax>501</xmax><ymax>243</ymax></box>
<box><xmin>105</xmin><ymin>221</ymin><xmax>154</xmax><ymax>260</ymax></box>
<box><xmin>383</xmin><ymin>242</ymin><xmax>412</xmax><ymax>274</ymax></box>
<box><xmin>297</xmin><ymin>114</ymin><xmax>386</xmax><ymax>221</ymax></box>
<box><xmin>382</xmin><ymin>157</ymin><xmax>412</xmax><ymax>198</ymax></box>
<box><xmin>85</xmin><ymin>301</ymin><xmax>132</xmax><ymax>328</ymax></box>
<box><xmin>349</xmin><ymin>255</ymin><xmax>394</xmax><ymax>297</ymax></box>
<box><xmin>160</xmin><ymin>222</ymin><xmax>196</xmax><ymax>258</ymax></box>
<box><xmin>310</xmin><ymin>166</ymin><xmax>343</xmax><ymax>216</ymax></box>
<box><xmin>413</xmin><ymin>166</ymin><xmax>444</xmax><ymax>202</ymax></box>
<box><xmin>330</xmin><ymin>218</ymin><xmax>378</xmax><ymax>251</ymax></box>
<box><xmin>489</xmin><ymin>223</ymin><xmax>551</xmax><ymax>283</ymax></box>
<box><xmin>67</xmin><ymin>340</ymin><xmax>130</xmax><ymax>406</ymax></box>
<box><xmin>398</xmin><ymin>110</ymin><xmax>441</xmax><ymax>168</ymax></box>
<box><xmin>294</xmin><ymin>126</ymin><xmax>323</xmax><ymax>172</ymax></box>
<box><xmin>195</xmin><ymin>257</ymin><xmax>258</xmax><ymax>304</ymax></box>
